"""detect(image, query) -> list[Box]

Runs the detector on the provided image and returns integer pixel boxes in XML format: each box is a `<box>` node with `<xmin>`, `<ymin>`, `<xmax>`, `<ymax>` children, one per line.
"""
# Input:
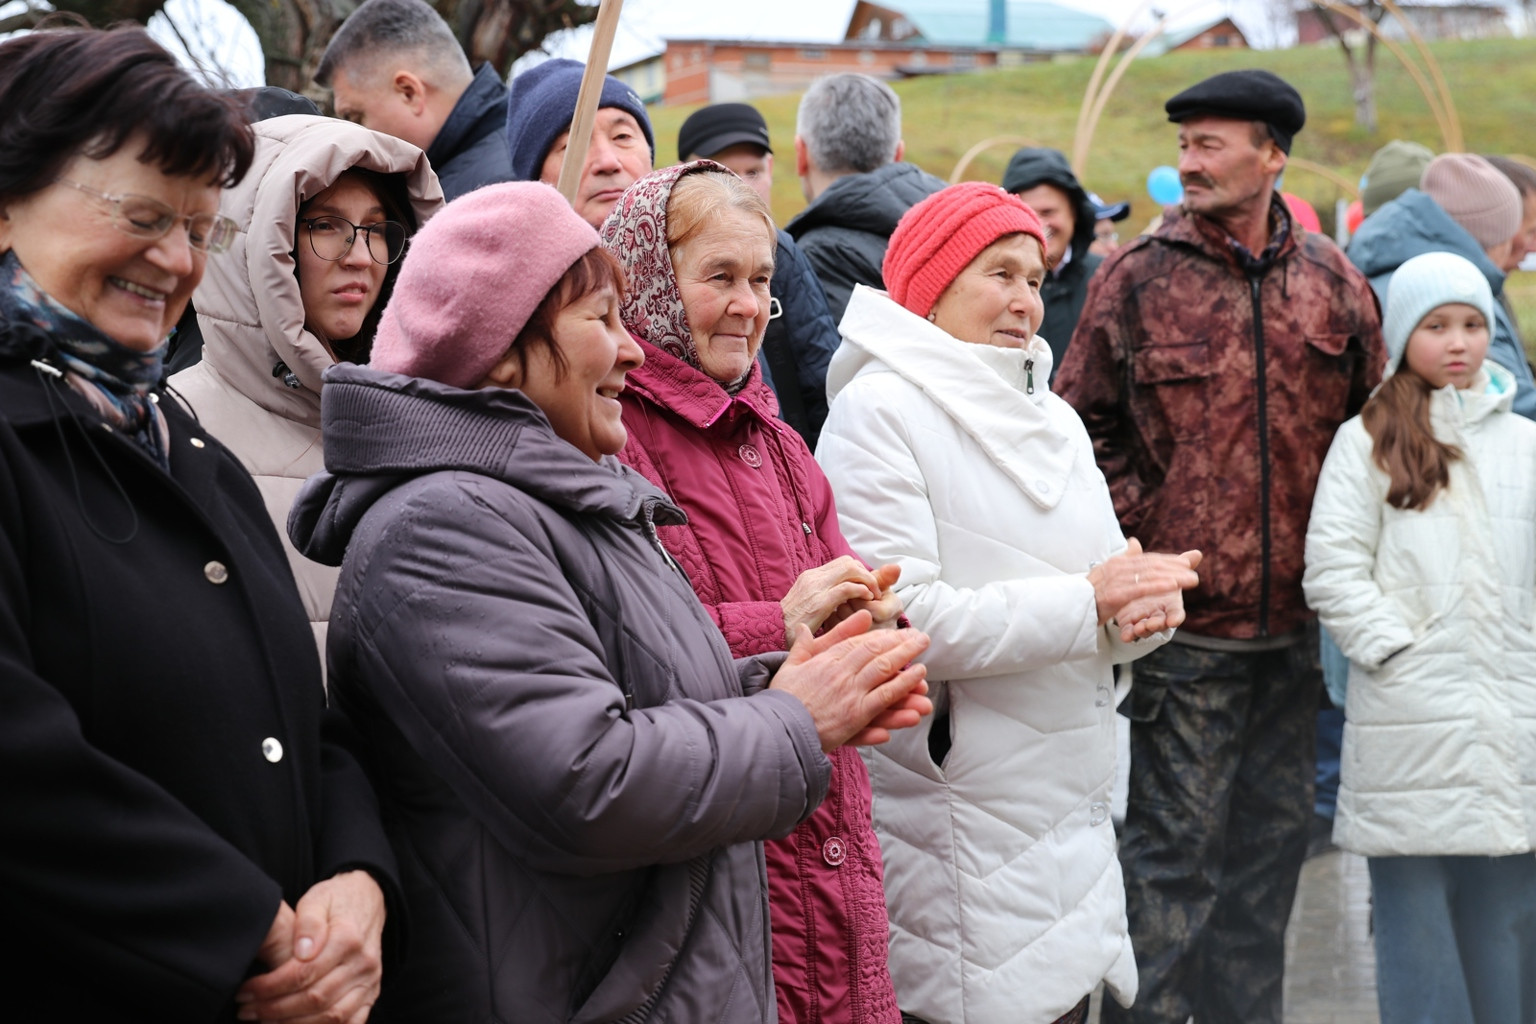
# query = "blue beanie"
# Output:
<box><xmin>505</xmin><ymin>58</ymin><xmax>655</xmax><ymax>183</ymax></box>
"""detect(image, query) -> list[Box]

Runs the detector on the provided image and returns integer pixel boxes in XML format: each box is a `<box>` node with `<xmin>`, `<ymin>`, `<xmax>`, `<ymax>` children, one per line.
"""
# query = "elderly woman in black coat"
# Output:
<box><xmin>0</xmin><ymin>26</ymin><xmax>397</xmax><ymax>1023</ymax></box>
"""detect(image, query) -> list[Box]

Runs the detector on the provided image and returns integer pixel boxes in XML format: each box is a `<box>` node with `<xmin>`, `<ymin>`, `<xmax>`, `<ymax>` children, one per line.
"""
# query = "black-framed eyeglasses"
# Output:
<box><xmin>57</xmin><ymin>178</ymin><xmax>238</xmax><ymax>254</ymax></box>
<box><xmin>299</xmin><ymin>216</ymin><xmax>407</xmax><ymax>266</ymax></box>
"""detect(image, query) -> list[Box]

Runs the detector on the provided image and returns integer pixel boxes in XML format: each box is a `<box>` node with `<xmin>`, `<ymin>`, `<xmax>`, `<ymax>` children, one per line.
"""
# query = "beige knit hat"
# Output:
<box><xmin>1420</xmin><ymin>153</ymin><xmax>1522</xmax><ymax>250</ymax></box>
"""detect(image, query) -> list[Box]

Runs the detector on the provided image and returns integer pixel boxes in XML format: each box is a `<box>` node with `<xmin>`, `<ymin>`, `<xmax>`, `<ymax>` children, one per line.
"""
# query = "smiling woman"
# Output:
<box><xmin>287</xmin><ymin>180</ymin><xmax>932</xmax><ymax>1021</ymax></box>
<box><xmin>598</xmin><ymin>161</ymin><xmax>918</xmax><ymax>1024</ymax></box>
<box><xmin>0</xmin><ymin>25</ymin><xmax>404</xmax><ymax>1022</ymax></box>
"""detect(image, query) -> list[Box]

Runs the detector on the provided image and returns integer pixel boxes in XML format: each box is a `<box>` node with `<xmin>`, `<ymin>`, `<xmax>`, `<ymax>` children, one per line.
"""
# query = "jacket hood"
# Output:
<box><xmin>1347</xmin><ymin>189</ymin><xmax>1507</xmax><ymax>293</ymax></box>
<box><xmin>787</xmin><ymin>162</ymin><xmax>948</xmax><ymax>240</ymax></box>
<box><xmin>289</xmin><ymin>363</ymin><xmax>679</xmax><ymax>565</ymax></box>
<box><xmin>192</xmin><ymin>115</ymin><xmax>443</xmax><ymax>425</ymax></box>
<box><xmin>828</xmin><ymin>284</ymin><xmax>1076</xmax><ymax>510</ymax></box>
<box><xmin>1001</xmin><ymin>147</ymin><xmax>1097</xmax><ymax>258</ymax></box>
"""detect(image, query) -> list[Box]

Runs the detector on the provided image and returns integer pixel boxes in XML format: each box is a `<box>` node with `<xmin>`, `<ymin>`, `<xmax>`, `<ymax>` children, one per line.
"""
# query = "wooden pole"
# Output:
<box><xmin>555</xmin><ymin>0</ymin><xmax>626</xmax><ymax>203</ymax></box>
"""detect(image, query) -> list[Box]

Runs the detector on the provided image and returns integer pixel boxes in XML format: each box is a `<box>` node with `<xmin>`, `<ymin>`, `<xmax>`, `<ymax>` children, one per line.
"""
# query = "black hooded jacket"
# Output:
<box><xmin>426</xmin><ymin>63</ymin><xmax>512</xmax><ymax>201</ymax></box>
<box><xmin>785</xmin><ymin>162</ymin><xmax>946</xmax><ymax>323</ymax></box>
<box><xmin>1002</xmin><ymin>148</ymin><xmax>1104</xmax><ymax>375</ymax></box>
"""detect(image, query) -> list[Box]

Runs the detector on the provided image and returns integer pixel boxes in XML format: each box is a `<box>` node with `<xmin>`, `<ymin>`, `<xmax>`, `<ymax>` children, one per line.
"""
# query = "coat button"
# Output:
<box><xmin>189</xmin><ymin>437</ymin><xmax>206</xmax><ymax>449</ymax></box>
<box><xmin>1096</xmin><ymin>685</ymin><xmax>1112</xmax><ymax>708</ymax></box>
<box><xmin>204</xmin><ymin>560</ymin><xmax>229</xmax><ymax>585</ymax></box>
<box><xmin>261</xmin><ymin>737</ymin><xmax>284</xmax><ymax>763</ymax></box>
<box><xmin>1090</xmin><ymin>802</ymin><xmax>1108</xmax><ymax>826</ymax></box>
<box><xmin>822</xmin><ymin>836</ymin><xmax>846</xmax><ymax>866</ymax></box>
<box><xmin>738</xmin><ymin>444</ymin><xmax>763</xmax><ymax>468</ymax></box>
<box><xmin>1036</xmin><ymin>479</ymin><xmax>1052</xmax><ymax>494</ymax></box>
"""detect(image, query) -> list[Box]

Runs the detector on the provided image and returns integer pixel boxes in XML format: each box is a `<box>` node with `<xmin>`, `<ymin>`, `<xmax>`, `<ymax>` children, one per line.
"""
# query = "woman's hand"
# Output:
<box><xmin>769</xmin><ymin>611</ymin><xmax>932</xmax><ymax>752</ymax></box>
<box><xmin>1087</xmin><ymin>539</ymin><xmax>1203</xmax><ymax>643</ymax></box>
<box><xmin>235</xmin><ymin>870</ymin><xmax>386</xmax><ymax>1024</ymax></box>
<box><xmin>780</xmin><ymin>556</ymin><xmax>883</xmax><ymax>646</ymax></box>
<box><xmin>826</xmin><ymin>563</ymin><xmax>904</xmax><ymax>632</ymax></box>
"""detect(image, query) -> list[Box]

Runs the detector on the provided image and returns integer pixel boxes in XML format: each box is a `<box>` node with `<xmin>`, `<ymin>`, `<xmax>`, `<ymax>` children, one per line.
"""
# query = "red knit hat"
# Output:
<box><xmin>882</xmin><ymin>181</ymin><xmax>1049</xmax><ymax>318</ymax></box>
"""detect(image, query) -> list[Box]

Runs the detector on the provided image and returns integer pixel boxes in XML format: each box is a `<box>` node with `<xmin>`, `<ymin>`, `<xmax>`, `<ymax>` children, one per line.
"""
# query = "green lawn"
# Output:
<box><xmin>646</xmin><ymin>37</ymin><xmax>1536</xmax><ymax>237</ymax></box>
<box><xmin>646</xmin><ymin>36</ymin><xmax>1536</xmax><ymax>355</ymax></box>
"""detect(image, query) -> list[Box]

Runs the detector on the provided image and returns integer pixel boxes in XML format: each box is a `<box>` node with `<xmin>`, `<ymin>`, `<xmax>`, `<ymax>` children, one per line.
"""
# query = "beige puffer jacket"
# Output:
<box><xmin>173</xmin><ymin>115</ymin><xmax>442</xmax><ymax>662</ymax></box>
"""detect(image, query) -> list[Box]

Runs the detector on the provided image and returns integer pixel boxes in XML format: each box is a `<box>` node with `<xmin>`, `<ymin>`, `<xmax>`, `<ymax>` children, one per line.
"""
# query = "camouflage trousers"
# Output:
<box><xmin>1103</xmin><ymin>634</ymin><xmax>1320</xmax><ymax>1024</ymax></box>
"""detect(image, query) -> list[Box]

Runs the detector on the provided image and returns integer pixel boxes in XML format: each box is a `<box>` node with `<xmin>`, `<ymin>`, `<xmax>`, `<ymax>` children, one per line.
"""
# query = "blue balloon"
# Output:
<box><xmin>1147</xmin><ymin>165</ymin><xmax>1183</xmax><ymax>206</ymax></box>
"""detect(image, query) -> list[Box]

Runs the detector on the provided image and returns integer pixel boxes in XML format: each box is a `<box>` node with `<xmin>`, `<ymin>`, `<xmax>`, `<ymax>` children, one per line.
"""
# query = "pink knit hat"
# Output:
<box><xmin>882</xmin><ymin>181</ymin><xmax>1049</xmax><ymax>318</ymax></box>
<box><xmin>370</xmin><ymin>182</ymin><xmax>601</xmax><ymax>389</ymax></box>
<box><xmin>1420</xmin><ymin>153</ymin><xmax>1522</xmax><ymax>251</ymax></box>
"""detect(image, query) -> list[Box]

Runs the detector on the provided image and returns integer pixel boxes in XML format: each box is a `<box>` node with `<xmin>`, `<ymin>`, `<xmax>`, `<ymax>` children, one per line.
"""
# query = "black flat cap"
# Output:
<box><xmin>1165</xmin><ymin>69</ymin><xmax>1305</xmax><ymax>154</ymax></box>
<box><xmin>677</xmin><ymin>103</ymin><xmax>772</xmax><ymax>163</ymax></box>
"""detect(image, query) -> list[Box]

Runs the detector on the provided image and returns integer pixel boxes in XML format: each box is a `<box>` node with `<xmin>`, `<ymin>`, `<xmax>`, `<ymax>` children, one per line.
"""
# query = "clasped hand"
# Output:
<box><xmin>236</xmin><ymin>869</ymin><xmax>385</xmax><ymax>1024</ymax></box>
<box><xmin>1087</xmin><ymin>538</ymin><xmax>1203</xmax><ymax>643</ymax></box>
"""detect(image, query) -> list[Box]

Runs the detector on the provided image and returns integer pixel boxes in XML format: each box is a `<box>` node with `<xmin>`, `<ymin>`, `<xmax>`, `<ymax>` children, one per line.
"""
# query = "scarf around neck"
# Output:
<box><xmin>599</xmin><ymin>160</ymin><xmax>756</xmax><ymax>394</ymax></box>
<box><xmin>0</xmin><ymin>250</ymin><xmax>170</xmax><ymax>465</ymax></box>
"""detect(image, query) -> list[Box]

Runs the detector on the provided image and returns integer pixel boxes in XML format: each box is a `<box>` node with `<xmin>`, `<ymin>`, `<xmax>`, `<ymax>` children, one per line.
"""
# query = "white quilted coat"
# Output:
<box><xmin>817</xmin><ymin>286</ymin><xmax>1167</xmax><ymax>1023</ymax></box>
<box><xmin>1303</xmin><ymin>361</ymin><xmax>1536</xmax><ymax>857</ymax></box>
<box><xmin>172</xmin><ymin>116</ymin><xmax>441</xmax><ymax>660</ymax></box>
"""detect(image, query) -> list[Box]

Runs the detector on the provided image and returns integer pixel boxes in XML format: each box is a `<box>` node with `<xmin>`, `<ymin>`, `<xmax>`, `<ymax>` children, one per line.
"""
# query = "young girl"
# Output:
<box><xmin>1304</xmin><ymin>250</ymin><xmax>1536</xmax><ymax>1024</ymax></box>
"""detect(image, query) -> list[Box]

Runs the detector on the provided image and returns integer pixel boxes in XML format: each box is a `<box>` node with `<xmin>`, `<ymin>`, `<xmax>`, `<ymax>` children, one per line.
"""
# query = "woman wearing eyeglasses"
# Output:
<box><xmin>172</xmin><ymin>114</ymin><xmax>440</xmax><ymax>659</ymax></box>
<box><xmin>0</xmin><ymin>26</ymin><xmax>403</xmax><ymax>1022</ymax></box>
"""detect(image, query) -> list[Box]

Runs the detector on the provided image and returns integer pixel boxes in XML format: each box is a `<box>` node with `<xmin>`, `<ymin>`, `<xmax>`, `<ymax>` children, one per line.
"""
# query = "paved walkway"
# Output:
<box><xmin>1283</xmin><ymin>849</ymin><xmax>1380</xmax><ymax>1024</ymax></box>
<box><xmin>1086</xmin><ymin>846</ymin><xmax>1381</xmax><ymax>1023</ymax></box>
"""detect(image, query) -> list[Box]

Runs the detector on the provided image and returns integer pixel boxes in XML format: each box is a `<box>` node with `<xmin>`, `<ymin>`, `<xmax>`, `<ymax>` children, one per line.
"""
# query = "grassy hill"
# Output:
<box><xmin>645</xmin><ymin>36</ymin><xmax>1536</xmax><ymax>330</ymax></box>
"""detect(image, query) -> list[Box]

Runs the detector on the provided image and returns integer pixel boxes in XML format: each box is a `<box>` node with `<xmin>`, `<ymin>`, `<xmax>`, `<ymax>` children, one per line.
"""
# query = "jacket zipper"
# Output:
<box><xmin>1025</xmin><ymin>358</ymin><xmax>1035</xmax><ymax>395</ymax></box>
<box><xmin>1249</xmin><ymin>273</ymin><xmax>1272</xmax><ymax>636</ymax></box>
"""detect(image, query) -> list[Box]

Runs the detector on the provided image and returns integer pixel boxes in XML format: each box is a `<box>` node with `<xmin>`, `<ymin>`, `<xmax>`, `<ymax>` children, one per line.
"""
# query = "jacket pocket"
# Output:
<box><xmin>1305</xmin><ymin>333</ymin><xmax>1359</xmax><ymax>428</ymax></box>
<box><xmin>1132</xmin><ymin>343</ymin><xmax>1211</xmax><ymax>443</ymax></box>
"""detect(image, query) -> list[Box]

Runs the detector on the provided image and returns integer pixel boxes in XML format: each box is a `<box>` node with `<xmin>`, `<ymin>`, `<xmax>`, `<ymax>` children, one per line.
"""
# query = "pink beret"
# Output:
<box><xmin>370</xmin><ymin>182</ymin><xmax>600</xmax><ymax>389</ymax></box>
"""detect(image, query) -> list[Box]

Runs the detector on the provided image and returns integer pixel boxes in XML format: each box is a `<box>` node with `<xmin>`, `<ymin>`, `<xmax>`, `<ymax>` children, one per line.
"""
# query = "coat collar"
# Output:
<box><xmin>625</xmin><ymin>337</ymin><xmax>782</xmax><ymax>432</ymax></box>
<box><xmin>831</xmin><ymin>286</ymin><xmax>1077</xmax><ymax>510</ymax></box>
<box><xmin>1156</xmin><ymin>193</ymin><xmax>1299</xmax><ymax>270</ymax></box>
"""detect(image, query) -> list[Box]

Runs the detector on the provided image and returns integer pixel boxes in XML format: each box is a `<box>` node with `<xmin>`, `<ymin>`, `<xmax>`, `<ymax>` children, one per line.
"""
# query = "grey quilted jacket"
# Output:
<box><xmin>289</xmin><ymin>364</ymin><xmax>831</xmax><ymax>1023</ymax></box>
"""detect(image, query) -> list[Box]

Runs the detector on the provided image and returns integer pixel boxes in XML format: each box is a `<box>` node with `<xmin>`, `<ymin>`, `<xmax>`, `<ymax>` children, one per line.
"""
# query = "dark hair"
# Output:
<box><xmin>1360</xmin><ymin>371</ymin><xmax>1461</xmax><ymax>511</ymax></box>
<box><xmin>0</xmin><ymin>24</ymin><xmax>253</xmax><ymax>204</ymax></box>
<box><xmin>295</xmin><ymin>166</ymin><xmax>420</xmax><ymax>364</ymax></box>
<box><xmin>1483</xmin><ymin>154</ymin><xmax>1536</xmax><ymax>200</ymax></box>
<box><xmin>513</xmin><ymin>246</ymin><xmax>629</xmax><ymax>380</ymax></box>
<box><xmin>314</xmin><ymin>0</ymin><xmax>469</xmax><ymax>89</ymax></box>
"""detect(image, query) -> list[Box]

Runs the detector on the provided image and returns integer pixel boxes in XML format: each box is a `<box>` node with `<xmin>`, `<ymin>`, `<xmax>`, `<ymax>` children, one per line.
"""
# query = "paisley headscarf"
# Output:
<box><xmin>600</xmin><ymin>160</ymin><xmax>765</xmax><ymax>393</ymax></box>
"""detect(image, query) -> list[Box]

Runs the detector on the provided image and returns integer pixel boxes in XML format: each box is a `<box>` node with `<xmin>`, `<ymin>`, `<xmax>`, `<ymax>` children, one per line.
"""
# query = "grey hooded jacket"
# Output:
<box><xmin>289</xmin><ymin>364</ymin><xmax>831</xmax><ymax>1023</ymax></box>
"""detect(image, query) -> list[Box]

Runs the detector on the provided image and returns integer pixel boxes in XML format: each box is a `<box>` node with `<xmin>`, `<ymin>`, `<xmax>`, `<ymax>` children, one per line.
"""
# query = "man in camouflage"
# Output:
<box><xmin>1056</xmin><ymin>70</ymin><xmax>1384</xmax><ymax>1024</ymax></box>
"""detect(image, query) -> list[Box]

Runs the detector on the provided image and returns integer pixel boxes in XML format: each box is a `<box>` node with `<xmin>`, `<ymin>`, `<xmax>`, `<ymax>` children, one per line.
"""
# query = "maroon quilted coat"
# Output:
<box><xmin>618</xmin><ymin>339</ymin><xmax>901</xmax><ymax>1024</ymax></box>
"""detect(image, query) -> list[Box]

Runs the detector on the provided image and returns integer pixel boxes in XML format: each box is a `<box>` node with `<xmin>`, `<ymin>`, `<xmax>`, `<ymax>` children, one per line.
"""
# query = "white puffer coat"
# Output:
<box><xmin>817</xmin><ymin>286</ymin><xmax>1168</xmax><ymax>1023</ymax></box>
<box><xmin>1303</xmin><ymin>361</ymin><xmax>1536</xmax><ymax>857</ymax></box>
<box><xmin>172</xmin><ymin>116</ymin><xmax>441</xmax><ymax>659</ymax></box>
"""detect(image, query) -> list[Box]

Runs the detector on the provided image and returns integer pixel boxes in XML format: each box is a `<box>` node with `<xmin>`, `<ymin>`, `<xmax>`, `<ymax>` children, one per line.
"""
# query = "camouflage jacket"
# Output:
<box><xmin>1057</xmin><ymin>200</ymin><xmax>1384</xmax><ymax>640</ymax></box>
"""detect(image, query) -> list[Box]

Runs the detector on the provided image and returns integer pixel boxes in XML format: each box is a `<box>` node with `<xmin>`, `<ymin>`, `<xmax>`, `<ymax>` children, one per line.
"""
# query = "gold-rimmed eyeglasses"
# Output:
<box><xmin>56</xmin><ymin>178</ymin><xmax>238</xmax><ymax>255</ymax></box>
<box><xmin>299</xmin><ymin>216</ymin><xmax>407</xmax><ymax>266</ymax></box>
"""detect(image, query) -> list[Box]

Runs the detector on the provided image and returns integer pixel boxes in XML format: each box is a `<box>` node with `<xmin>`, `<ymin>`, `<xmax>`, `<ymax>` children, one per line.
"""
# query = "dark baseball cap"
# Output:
<box><xmin>677</xmin><ymin>103</ymin><xmax>772</xmax><ymax>163</ymax></box>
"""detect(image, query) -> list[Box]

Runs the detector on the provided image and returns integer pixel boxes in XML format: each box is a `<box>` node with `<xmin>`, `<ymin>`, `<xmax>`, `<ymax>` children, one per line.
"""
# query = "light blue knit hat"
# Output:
<box><xmin>1382</xmin><ymin>251</ymin><xmax>1495</xmax><ymax>372</ymax></box>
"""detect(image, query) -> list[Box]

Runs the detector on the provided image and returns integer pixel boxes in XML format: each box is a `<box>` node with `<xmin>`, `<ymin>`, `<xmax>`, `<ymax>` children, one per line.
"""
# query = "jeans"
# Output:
<box><xmin>1369</xmin><ymin>854</ymin><xmax>1536</xmax><ymax>1024</ymax></box>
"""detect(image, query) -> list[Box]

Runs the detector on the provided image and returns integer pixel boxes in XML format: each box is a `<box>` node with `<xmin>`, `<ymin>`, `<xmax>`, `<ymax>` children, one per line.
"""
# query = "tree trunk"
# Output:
<box><xmin>43</xmin><ymin>0</ymin><xmax>595</xmax><ymax>91</ymax></box>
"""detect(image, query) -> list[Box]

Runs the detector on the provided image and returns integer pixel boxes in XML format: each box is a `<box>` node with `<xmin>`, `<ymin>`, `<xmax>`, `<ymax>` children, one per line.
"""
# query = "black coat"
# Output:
<box><xmin>426</xmin><ymin>63</ymin><xmax>513</xmax><ymax>202</ymax></box>
<box><xmin>0</xmin><ymin>322</ymin><xmax>397</xmax><ymax>1022</ymax></box>
<box><xmin>758</xmin><ymin>228</ymin><xmax>840</xmax><ymax>450</ymax></box>
<box><xmin>785</xmin><ymin>162</ymin><xmax>946</xmax><ymax>323</ymax></box>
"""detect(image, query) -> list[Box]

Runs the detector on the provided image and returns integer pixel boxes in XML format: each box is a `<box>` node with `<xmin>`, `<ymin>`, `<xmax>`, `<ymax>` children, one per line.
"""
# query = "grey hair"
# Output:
<box><xmin>316</xmin><ymin>0</ymin><xmax>471</xmax><ymax>89</ymax></box>
<box><xmin>796</xmin><ymin>73</ymin><xmax>901</xmax><ymax>175</ymax></box>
